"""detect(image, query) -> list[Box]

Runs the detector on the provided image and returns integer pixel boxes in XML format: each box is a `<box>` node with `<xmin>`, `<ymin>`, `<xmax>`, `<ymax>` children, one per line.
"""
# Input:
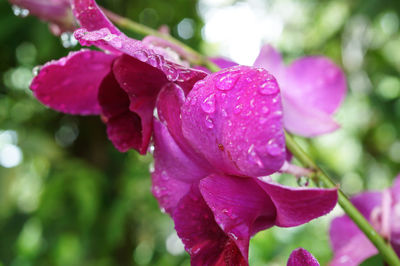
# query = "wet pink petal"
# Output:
<box><xmin>181</xmin><ymin>66</ymin><xmax>285</xmax><ymax>177</ymax></box>
<box><xmin>151</xmin><ymin>119</ymin><xmax>210</xmax><ymax>214</ymax></box>
<box><xmin>257</xmin><ymin>178</ymin><xmax>338</xmax><ymax>227</ymax></box>
<box><xmin>199</xmin><ymin>174</ymin><xmax>276</xmax><ymax>260</ymax></box>
<box><xmin>392</xmin><ymin>176</ymin><xmax>400</xmax><ymax>255</ymax></box>
<box><xmin>287</xmin><ymin>248</ymin><xmax>320</xmax><ymax>266</ymax></box>
<box><xmin>72</xmin><ymin>0</ymin><xmax>121</xmax><ymax>35</ymax></box>
<box><xmin>282</xmin><ymin>96</ymin><xmax>340</xmax><ymax>137</ymax></box>
<box><xmin>173</xmin><ymin>186</ymin><xmax>247</xmax><ymax>266</ymax></box>
<box><xmin>74</xmin><ymin>27</ymin><xmax>207</xmax><ymax>88</ymax></box>
<box><xmin>98</xmin><ymin>71</ymin><xmax>143</xmax><ymax>152</ymax></box>
<box><xmin>253</xmin><ymin>45</ymin><xmax>285</xmax><ymax>81</ymax></box>
<box><xmin>31</xmin><ymin>49</ymin><xmax>116</xmax><ymax>115</ymax></box>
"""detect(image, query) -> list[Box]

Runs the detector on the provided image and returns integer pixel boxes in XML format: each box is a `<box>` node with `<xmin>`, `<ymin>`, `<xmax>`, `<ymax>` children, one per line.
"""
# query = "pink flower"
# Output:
<box><xmin>287</xmin><ymin>248</ymin><xmax>320</xmax><ymax>266</ymax></box>
<box><xmin>152</xmin><ymin>66</ymin><xmax>338</xmax><ymax>265</ymax></box>
<box><xmin>30</xmin><ymin>0</ymin><xmax>206</xmax><ymax>154</ymax></box>
<box><xmin>8</xmin><ymin>0</ymin><xmax>76</xmax><ymax>35</ymax></box>
<box><xmin>330</xmin><ymin>175</ymin><xmax>400</xmax><ymax>265</ymax></box>
<box><xmin>254</xmin><ymin>45</ymin><xmax>347</xmax><ymax>137</ymax></box>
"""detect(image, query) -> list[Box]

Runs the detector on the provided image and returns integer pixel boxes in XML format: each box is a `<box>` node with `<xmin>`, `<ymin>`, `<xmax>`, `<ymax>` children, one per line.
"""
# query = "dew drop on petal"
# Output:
<box><xmin>205</xmin><ymin>115</ymin><xmax>214</xmax><ymax>128</ymax></box>
<box><xmin>259</xmin><ymin>81</ymin><xmax>279</xmax><ymax>95</ymax></box>
<box><xmin>261</xmin><ymin>106</ymin><xmax>269</xmax><ymax>114</ymax></box>
<box><xmin>201</xmin><ymin>94</ymin><xmax>216</xmax><ymax>114</ymax></box>
<box><xmin>134</xmin><ymin>50</ymin><xmax>149</xmax><ymax>62</ymax></box>
<box><xmin>32</xmin><ymin>65</ymin><xmax>42</xmax><ymax>76</ymax></box>
<box><xmin>259</xmin><ymin>117</ymin><xmax>268</xmax><ymax>124</ymax></box>
<box><xmin>267</xmin><ymin>139</ymin><xmax>282</xmax><ymax>156</ymax></box>
<box><xmin>234</xmin><ymin>104</ymin><xmax>243</xmax><ymax>114</ymax></box>
<box><xmin>215</xmin><ymin>71</ymin><xmax>240</xmax><ymax>91</ymax></box>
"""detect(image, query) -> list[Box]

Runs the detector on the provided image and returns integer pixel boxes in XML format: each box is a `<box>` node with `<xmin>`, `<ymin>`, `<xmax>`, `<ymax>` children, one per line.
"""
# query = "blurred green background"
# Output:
<box><xmin>0</xmin><ymin>0</ymin><xmax>400</xmax><ymax>265</ymax></box>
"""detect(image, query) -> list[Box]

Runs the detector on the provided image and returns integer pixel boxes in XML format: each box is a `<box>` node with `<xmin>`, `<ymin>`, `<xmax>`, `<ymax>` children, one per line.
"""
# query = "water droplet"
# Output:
<box><xmin>267</xmin><ymin>139</ymin><xmax>282</xmax><ymax>156</ymax></box>
<box><xmin>190</xmin><ymin>97</ymin><xmax>197</xmax><ymax>106</ymax></box>
<box><xmin>12</xmin><ymin>5</ymin><xmax>29</xmax><ymax>17</ymax></box>
<box><xmin>133</xmin><ymin>50</ymin><xmax>149</xmax><ymax>62</ymax></box>
<box><xmin>201</xmin><ymin>94</ymin><xmax>216</xmax><ymax>114</ymax></box>
<box><xmin>205</xmin><ymin>115</ymin><xmax>214</xmax><ymax>129</ymax></box>
<box><xmin>60</xmin><ymin>32</ymin><xmax>78</xmax><ymax>48</ymax></box>
<box><xmin>259</xmin><ymin>80</ymin><xmax>278</xmax><ymax>95</ymax></box>
<box><xmin>215</xmin><ymin>71</ymin><xmax>240</xmax><ymax>91</ymax></box>
<box><xmin>148</xmin><ymin>54</ymin><xmax>163</xmax><ymax>67</ymax></box>
<box><xmin>221</xmin><ymin>109</ymin><xmax>228</xmax><ymax>117</ymax></box>
<box><xmin>259</xmin><ymin>117</ymin><xmax>268</xmax><ymax>124</ymax></box>
<box><xmin>227</xmin><ymin>120</ymin><xmax>233</xmax><ymax>127</ymax></box>
<box><xmin>163</xmin><ymin>64</ymin><xmax>179</xmax><ymax>81</ymax></box>
<box><xmin>261</xmin><ymin>106</ymin><xmax>269</xmax><ymax>114</ymax></box>
<box><xmin>228</xmin><ymin>232</ymin><xmax>239</xmax><ymax>240</ymax></box>
<box><xmin>250</xmin><ymin>99</ymin><xmax>255</xmax><ymax>108</ymax></box>
<box><xmin>32</xmin><ymin>65</ymin><xmax>42</xmax><ymax>76</ymax></box>
<box><xmin>247</xmin><ymin>144</ymin><xmax>264</xmax><ymax>168</ymax></box>
<box><xmin>148</xmin><ymin>144</ymin><xmax>155</xmax><ymax>154</ymax></box>
<box><xmin>297</xmin><ymin>176</ymin><xmax>310</xmax><ymax>187</ymax></box>
<box><xmin>234</xmin><ymin>104</ymin><xmax>243</xmax><ymax>114</ymax></box>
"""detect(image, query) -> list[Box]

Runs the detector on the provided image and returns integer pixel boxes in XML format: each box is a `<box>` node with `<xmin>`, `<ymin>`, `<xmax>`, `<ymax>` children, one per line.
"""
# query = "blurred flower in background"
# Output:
<box><xmin>1</xmin><ymin>0</ymin><xmax>400</xmax><ymax>265</ymax></box>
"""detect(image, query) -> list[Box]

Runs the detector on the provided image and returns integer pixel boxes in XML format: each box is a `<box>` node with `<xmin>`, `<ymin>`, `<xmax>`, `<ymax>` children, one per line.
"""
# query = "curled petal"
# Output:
<box><xmin>72</xmin><ymin>0</ymin><xmax>121</xmax><ymax>35</ymax></box>
<box><xmin>31</xmin><ymin>49</ymin><xmax>115</xmax><ymax>115</ymax></box>
<box><xmin>98</xmin><ymin>71</ymin><xmax>143</xmax><ymax>152</ymax></box>
<box><xmin>181</xmin><ymin>66</ymin><xmax>285</xmax><ymax>177</ymax></box>
<box><xmin>199</xmin><ymin>174</ymin><xmax>276</xmax><ymax>260</ymax></box>
<box><xmin>287</xmin><ymin>248</ymin><xmax>320</xmax><ymax>266</ymax></box>
<box><xmin>173</xmin><ymin>186</ymin><xmax>247</xmax><ymax>266</ymax></box>
<box><xmin>253</xmin><ymin>44</ymin><xmax>285</xmax><ymax>81</ymax></box>
<box><xmin>257</xmin><ymin>178</ymin><xmax>338</xmax><ymax>227</ymax></box>
<box><xmin>282</xmin><ymin>96</ymin><xmax>340</xmax><ymax>137</ymax></box>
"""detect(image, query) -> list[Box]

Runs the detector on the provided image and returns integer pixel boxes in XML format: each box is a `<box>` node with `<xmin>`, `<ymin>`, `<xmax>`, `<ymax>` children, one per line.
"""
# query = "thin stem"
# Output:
<box><xmin>102</xmin><ymin>8</ymin><xmax>220</xmax><ymax>72</ymax></box>
<box><xmin>285</xmin><ymin>131</ymin><xmax>400</xmax><ymax>266</ymax></box>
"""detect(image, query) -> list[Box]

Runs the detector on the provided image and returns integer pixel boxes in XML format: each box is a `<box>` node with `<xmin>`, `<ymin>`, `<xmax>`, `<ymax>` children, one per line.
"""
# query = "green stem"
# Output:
<box><xmin>285</xmin><ymin>131</ymin><xmax>400</xmax><ymax>266</ymax></box>
<box><xmin>102</xmin><ymin>9</ymin><xmax>220</xmax><ymax>72</ymax></box>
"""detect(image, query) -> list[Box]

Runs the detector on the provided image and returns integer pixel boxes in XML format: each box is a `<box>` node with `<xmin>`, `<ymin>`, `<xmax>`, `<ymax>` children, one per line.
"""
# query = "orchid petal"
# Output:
<box><xmin>98</xmin><ymin>71</ymin><xmax>143</xmax><ymax>152</ymax></box>
<box><xmin>392</xmin><ymin>176</ymin><xmax>400</xmax><ymax>255</ymax></box>
<box><xmin>173</xmin><ymin>186</ymin><xmax>247</xmax><ymax>266</ymax></box>
<box><xmin>287</xmin><ymin>248</ymin><xmax>320</xmax><ymax>266</ymax></box>
<box><xmin>199</xmin><ymin>174</ymin><xmax>276</xmax><ymax>260</ymax></box>
<box><xmin>253</xmin><ymin>44</ymin><xmax>285</xmax><ymax>81</ymax></box>
<box><xmin>211</xmin><ymin>57</ymin><xmax>237</xmax><ymax>69</ymax></box>
<box><xmin>282</xmin><ymin>96</ymin><xmax>340</xmax><ymax>137</ymax></box>
<box><xmin>151</xmin><ymin>120</ymin><xmax>209</xmax><ymax>214</ymax></box>
<box><xmin>74</xmin><ymin>28</ymin><xmax>207</xmax><ymax>87</ymax></box>
<box><xmin>181</xmin><ymin>66</ymin><xmax>285</xmax><ymax>177</ymax></box>
<box><xmin>31</xmin><ymin>49</ymin><xmax>115</xmax><ymax>115</ymax></box>
<box><xmin>330</xmin><ymin>218</ymin><xmax>377</xmax><ymax>266</ymax></box>
<box><xmin>71</xmin><ymin>0</ymin><xmax>121</xmax><ymax>35</ymax></box>
<box><xmin>285</xmin><ymin>57</ymin><xmax>347</xmax><ymax>115</ymax></box>
<box><xmin>257</xmin><ymin>178</ymin><xmax>338</xmax><ymax>227</ymax></box>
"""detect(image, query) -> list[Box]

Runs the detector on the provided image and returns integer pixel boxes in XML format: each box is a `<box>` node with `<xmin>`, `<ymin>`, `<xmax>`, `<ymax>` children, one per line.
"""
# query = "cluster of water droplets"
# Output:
<box><xmin>12</xmin><ymin>5</ymin><xmax>29</xmax><ymax>18</ymax></box>
<box><xmin>61</xmin><ymin>32</ymin><xmax>78</xmax><ymax>48</ymax></box>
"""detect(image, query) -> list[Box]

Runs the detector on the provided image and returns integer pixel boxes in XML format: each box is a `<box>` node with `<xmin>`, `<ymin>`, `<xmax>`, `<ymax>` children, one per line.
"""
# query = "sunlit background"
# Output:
<box><xmin>1</xmin><ymin>0</ymin><xmax>400</xmax><ymax>265</ymax></box>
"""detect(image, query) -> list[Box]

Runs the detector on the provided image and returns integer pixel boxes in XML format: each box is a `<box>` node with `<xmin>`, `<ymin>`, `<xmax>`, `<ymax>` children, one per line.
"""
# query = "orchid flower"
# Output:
<box><xmin>254</xmin><ymin>45</ymin><xmax>347</xmax><ymax>137</ymax></box>
<box><xmin>330</xmin><ymin>175</ymin><xmax>400</xmax><ymax>265</ymax></box>
<box><xmin>8</xmin><ymin>0</ymin><xmax>76</xmax><ymax>35</ymax></box>
<box><xmin>152</xmin><ymin>66</ymin><xmax>338</xmax><ymax>265</ymax></box>
<box><xmin>287</xmin><ymin>248</ymin><xmax>320</xmax><ymax>266</ymax></box>
<box><xmin>30</xmin><ymin>0</ymin><xmax>206</xmax><ymax>154</ymax></box>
